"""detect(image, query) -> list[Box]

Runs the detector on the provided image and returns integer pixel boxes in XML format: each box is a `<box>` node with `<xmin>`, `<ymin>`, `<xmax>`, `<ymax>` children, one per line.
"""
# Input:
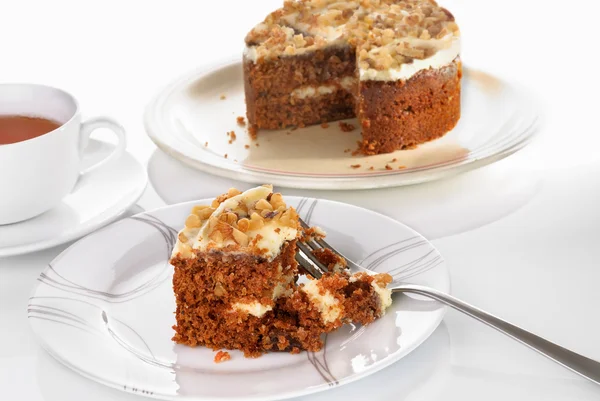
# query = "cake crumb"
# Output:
<box><xmin>350</xmin><ymin>164</ymin><xmax>361</xmax><ymax>169</ymax></box>
<box><xmin>274</xmin><ymin>228</ymin><xmax>281</xmax><ymax>233</ymax></box>
<box><xmin>255</xmin><ymin>143</ymin><xmax>260</xmax><ymax>147</ymax></box>
<box><xmin>214</xmin><ymin>351</ymin><xmax>231</xmax><ymax>363</ymax></box>
<box><xmin>228</xmin><ymin>131</ymin><xmax>237</xmax><ymax>144</ymax></box>
<box><xmin>220</xmin><ymin>94</ymin><xmax>226</xmax><ymax>100</ymax></box>
<box><xmin>391</xmin><ymin>158</ymin><xmax>398</xmax><ymax>162</ymax></box>
<box><xmin>368</xmin><ymin>166</ymin><xmax>374</xmax><ymax>170</ymax></box>
<box><xmin>339</xmin><ymin>122</ymin><xmax>356</xmax><ymax>132</ymax></box>
<box><xmin>224</xmin><ymin>154</ymin><xmax>228</xmax><ymax>159</ymax></box>
<box><xmin>344</xmin><ymin>148</ymin><xmax>351</xmax><ymax>153</ymax></box>
<box><xmin>248</xmin><ymin>126</ymin><xmax>258</xmax><ymax>140</ymax></box>
<box><xmin>398</xmin><ymin>165</ymin><xmax>406</xmax><ymax>169</ymax></box>
<box><xmin>321</xmin><ymin>123</ymin><xmax>329</xmax><ymax>129</ymax></box>
<box><xmin>204</xmin><ymin>141</ymin><xmax>208</xmax><ymax>147</ymax></box>
<box><xmin>385</xmin><ymin>164</ymin><xmax>393</xmax><ymax>170</ymax></box>
<box><xmin>244</xmin><ymin>144</ymin><xmax>250</xmax><ymax>149</ymax></box>
<box><xmin>236</xmin><ymin>116</ymin><xmax>246</xmax><ymax>126</ymax></box>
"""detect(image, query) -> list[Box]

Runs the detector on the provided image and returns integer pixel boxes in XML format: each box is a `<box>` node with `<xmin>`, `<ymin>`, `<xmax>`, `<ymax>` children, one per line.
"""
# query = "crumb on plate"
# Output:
<box><xmin>339</xmin><ymin>122</ymin><xmax>356</xmax><ymax>132</ymax></box>
<box><xmin>214</xmin><ymin>350</ymin><xmax>231</xmax><ymax>363</ymax></box>
<box><xmin>228</xmin><ymin>131</ymin><xmax>237</xmax><ymax>144</ymax></box>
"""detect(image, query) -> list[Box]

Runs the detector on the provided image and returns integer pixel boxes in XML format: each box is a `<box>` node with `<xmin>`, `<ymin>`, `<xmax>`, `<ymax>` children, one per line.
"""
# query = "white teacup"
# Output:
<box><xmin>0</xmin><ymin>83</ymin><xmax>126</xmax><ymax>225</ymax></box>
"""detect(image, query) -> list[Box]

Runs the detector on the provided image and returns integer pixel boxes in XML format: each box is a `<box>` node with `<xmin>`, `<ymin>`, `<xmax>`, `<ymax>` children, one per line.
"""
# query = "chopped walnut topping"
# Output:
<box><xmin>245</xmin><ymin>0</ymin><xmax>459</xmax><ymax>72</ymax></box>
<box><xmin>175</xmin><ymin>186</ymin><xmax>302</xmax><ymax>259</ymax></box>
<box><xmin>185</xmin><ymin>214</ymin><xmax>202</xmax><ymax>229</ymax></box>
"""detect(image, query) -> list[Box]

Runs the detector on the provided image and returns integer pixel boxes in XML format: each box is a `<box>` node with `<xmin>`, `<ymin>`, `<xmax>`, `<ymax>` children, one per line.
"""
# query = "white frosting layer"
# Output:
<box><xmin>243</xmin><ymin>40</ymin><xmax>346</xmax><ymax>63</ymax></box>
<box><xmin>372</xmin><ymin>281</ymin><xmax>392</xmax><ymax>312</ymax></box>
<box><xmin>172</xmin><ymin>185</ymin><xmax>298</xmax><ymax>261</ymax></box>
<box><xmin>291</xmin><ymin>76</ymin><xmax>356</xmax><ymax>99</ymax></box>
<box><xmin>232</xmin><ymin>301</ymin><xmax>272</xmax><ymax>318</ymax></box>
<box><xmin>360</xmin><ymin>36</ymin><xmax>460</xmax><ymax>81</ymax></box>
<box><xmin>301</xmin><ymin>279</ymin><xmax>342</xmax><ymax>324</ymax></box>
<box><xmin>245</xmin><ymin>34</ymin><xmax>459</xmax><ymax>83</ymax></box>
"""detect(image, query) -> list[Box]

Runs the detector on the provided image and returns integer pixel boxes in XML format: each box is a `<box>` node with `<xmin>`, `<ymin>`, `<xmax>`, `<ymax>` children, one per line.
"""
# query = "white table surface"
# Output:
<box><xmin>2</xmin><ymin>0</ymin><xmax>600</xmax><ymax>400</ymax></box>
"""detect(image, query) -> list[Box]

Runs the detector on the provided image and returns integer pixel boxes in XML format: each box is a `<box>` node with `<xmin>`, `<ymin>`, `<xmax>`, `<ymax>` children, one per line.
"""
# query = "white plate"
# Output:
<box><xmin>29</xmin><ymin>197</ymin><xmax>449</xmax><ymax>400</ymax></box>
<box><xmin>0</xmin><ymin>140</ymin><xmax>147</xmax><ymax>257</ymax></box>
<box><xmin>145</xmin><ymin>59</ymin><xmax>539</xmax><ymax>190</ymax></box>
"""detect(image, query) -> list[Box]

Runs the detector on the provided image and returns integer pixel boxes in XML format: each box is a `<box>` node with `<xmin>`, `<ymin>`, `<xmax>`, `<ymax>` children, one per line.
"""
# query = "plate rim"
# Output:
<box><xmin>28</xmin><ymin>196</ymin><xmax>449</xmax><ymax>400</ymax></box>
<box><xmin>144</xmin><ymin>58</ymin><xmax>540</xmax><ymax>190</ymax></box>
<box><xmin>0</xmin><ymin>148</ymin><xmax>148</xmax><ymax>257</ymax></box>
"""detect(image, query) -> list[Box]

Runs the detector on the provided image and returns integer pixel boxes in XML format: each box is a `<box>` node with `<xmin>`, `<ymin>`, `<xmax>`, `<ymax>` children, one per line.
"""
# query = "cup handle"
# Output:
<box><xmin>79</xmin><ymin>117</ymin><xmax>127</xmax><ymax>175</ymax></box>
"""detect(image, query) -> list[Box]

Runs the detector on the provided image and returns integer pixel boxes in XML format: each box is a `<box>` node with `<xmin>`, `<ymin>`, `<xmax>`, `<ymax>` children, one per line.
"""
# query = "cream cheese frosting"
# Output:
<box><xmin>359</xmin><ymin>35</ymin><xmax>460</xmax><ymax>81</ymax></box>
<box><xmin>244</xmin><ymin>0</ymin><xmax>460</xmax><ymax>82</ymax></box>
<box><xmin>172</xmin><ymin>185</ymin><xmax>299</xmax><ymax>261</ymax></box>
<box><xmin>301</xmin><ymin>279</ymin><xmax>343</xmax><ymax>324</ymax></box>
<box><xmin>291</xmin><ymin>76</ymin><xmax>356</xmax><ymax>98</ymax></box>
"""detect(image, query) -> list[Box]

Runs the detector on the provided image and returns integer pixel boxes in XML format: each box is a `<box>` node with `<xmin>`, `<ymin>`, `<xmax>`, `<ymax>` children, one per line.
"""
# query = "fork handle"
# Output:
<box><xmin>395</xmin><ymin>284</ymin><xmax>600</xmax><ymax>385</ymax></box>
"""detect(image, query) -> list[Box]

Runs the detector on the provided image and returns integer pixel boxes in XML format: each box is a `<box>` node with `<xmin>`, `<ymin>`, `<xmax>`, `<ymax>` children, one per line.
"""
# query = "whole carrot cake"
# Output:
<box><xmin>170</xmin><ymin>185</ymin><xmax>393</xmax><ymax>357</ymax></box>
<box><xmin>244</xmin><ymin>0</ymin><xmax>461</xmax><ymax>154</ymax></box>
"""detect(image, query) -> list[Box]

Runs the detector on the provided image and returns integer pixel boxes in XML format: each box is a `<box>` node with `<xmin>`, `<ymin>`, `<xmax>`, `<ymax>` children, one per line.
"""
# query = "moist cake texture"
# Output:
<box><xmin>244</xmin><ymin>0</ymin><xmax>461</xmax><ymax>155</ymax></box>
<box><xmin>170</xmin><ymin>185</ymin><xmax>393</xmax><ymax>357</ymax></box>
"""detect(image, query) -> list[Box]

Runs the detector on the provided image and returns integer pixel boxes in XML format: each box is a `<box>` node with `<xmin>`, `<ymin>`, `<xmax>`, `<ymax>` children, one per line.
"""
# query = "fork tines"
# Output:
<box><xmin>295</xmin><ymin>217</ymin><xmax>342</xmax><ymax>279</ymax></box>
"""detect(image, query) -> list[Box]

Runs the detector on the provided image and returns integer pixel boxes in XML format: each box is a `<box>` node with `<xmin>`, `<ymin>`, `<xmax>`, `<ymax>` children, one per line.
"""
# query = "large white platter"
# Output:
<box><xmin>145</xmin><ymin>60</ymin><xmax>538</xmax><ymax>190</ymax></box>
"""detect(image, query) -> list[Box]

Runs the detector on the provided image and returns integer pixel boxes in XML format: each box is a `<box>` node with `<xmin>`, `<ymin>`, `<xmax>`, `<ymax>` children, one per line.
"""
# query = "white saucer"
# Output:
<box><xmin>0</xmin><ymin>139</ymin><xmax>147</xmax><ymax>257</ymax></box>
<box><xmin>145</xmin><ymin>59</ymin><xmax>539</xmax><ymax>190</ymax></box>
<box><xmin>29</xmin><ymin>197</ymin><xmax>448</xmax><ymax>400</ymax></box>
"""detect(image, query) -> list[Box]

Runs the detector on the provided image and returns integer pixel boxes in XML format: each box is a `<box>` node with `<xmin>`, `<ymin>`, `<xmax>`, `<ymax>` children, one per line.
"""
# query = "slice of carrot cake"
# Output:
<box><xmin>170</xmin><ymin>185</ymin><xmax>392</xmax><ymax>357</ymax></box>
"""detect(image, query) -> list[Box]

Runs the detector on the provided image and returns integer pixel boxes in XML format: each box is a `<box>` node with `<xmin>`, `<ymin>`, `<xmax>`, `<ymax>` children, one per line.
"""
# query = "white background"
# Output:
<box><xmin>2</xmin><ymin>0</ymin><xmax>600</xmax><ymax>400</ymax></box>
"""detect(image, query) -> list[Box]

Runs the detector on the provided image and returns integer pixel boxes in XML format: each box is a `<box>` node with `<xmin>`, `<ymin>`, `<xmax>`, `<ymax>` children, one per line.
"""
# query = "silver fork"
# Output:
<box><xmin>296</xmin><ymin>218</ymin><xmax>600</xmax><ymax>385</ymax></box>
